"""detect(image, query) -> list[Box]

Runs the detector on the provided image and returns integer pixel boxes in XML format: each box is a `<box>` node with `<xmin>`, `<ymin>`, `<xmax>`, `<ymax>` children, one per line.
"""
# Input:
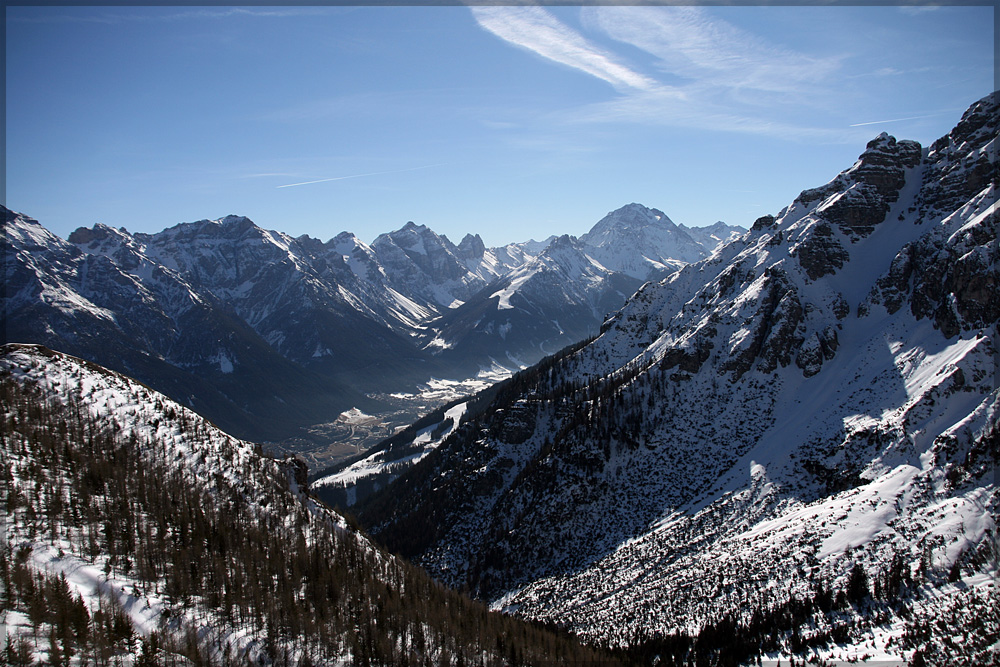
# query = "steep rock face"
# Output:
<box><xmin>797</xmin><ymin>133</ymin><xmax>922</xmax><ymax>238</ymax></box>
<box><xmin>864</xmin><ymin>91</ymin><xmax>999</xmax><ymax>340</ymax></box>
<box><xmin>329</xmin><ymin>230</ymin><xmax>383</xmax><ymax>282</ymax></box>
<box><xmin>455</xmin><ymin>233</ymin><xmax>536</xmax><ymax>284</ymax></box>
<box><xmin>918</xmin><ymin>92</ymin><xmax>999</xmax><ymax>221</ymax></box>
<box><xmin>371</xmin><ymin>222</ymin><xmax>487</xmax><ymax>308</ymax></box>
<box><xmin>456</xmin><ymin>232</ymin><xmax>487</xmax><ymax>261</ymax></box>
<box><xmin>788</xmin><ymin>134</ymin><xmax>923</xmax><ymax>282</ymax></box>
<box><xmin>865</xmin><ymin>198</ymin><xmax>997</xmax><ymax>339</ymax></box>
<box><xmin>358</xmin><ymin>93</ymin><xmax>999</xmax><ymax>659</ymax></box>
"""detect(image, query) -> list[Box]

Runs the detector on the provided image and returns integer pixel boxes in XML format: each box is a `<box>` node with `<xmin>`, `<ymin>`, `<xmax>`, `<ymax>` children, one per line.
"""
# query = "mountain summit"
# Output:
<box><xmin>581</xmin><ymin>203</ymin><xmax>739</xmax><ymax>280</ymax></box>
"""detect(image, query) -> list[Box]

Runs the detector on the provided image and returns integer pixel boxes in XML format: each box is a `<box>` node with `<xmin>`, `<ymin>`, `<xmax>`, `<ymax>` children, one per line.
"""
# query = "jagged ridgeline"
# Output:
<box><xmin>2</xmin><ymin>196</ymin><xmax>740</xmax><ymax>451</ymax></box>
<box><xmin>0</xmin><ymin>344</ymin><xmax>622</xmax><ymax>666</ymax></box>
<box><xmin>356</xmin><ymin>92</ymin><xmax>999</xmax><ymax>664</ymax></box>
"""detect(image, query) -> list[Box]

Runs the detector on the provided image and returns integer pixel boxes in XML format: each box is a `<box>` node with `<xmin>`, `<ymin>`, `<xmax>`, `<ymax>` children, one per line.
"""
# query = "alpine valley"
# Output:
<box><xmin>2</xmin><ymin>197</ymin><xmax>740</xmax><ymax>468</ymax></box>
<box><xmin>1</xmin><ymin>91</ymin><xmax>997</xmax><ymax>667</ymax></box>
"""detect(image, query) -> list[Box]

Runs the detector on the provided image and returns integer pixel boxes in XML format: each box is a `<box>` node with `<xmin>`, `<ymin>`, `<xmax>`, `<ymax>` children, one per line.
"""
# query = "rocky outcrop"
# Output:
<box><xmin>863</xmin><ymin>92</ymin><xmax>998</xmax><ymax>338</ymax></box>
<box><xmin>917</xmin><ymin>92</ymin><xmax>999</xmax><ymax>221</ymax></box>
<box><xmin>797</xmin><ymin>134</ymin><xmax>921</xmax><ymax>239</ymax></box>
<box><xmin>372</xmin><ymin>221</ymin><xmax>485</xmax><ymax>307</ymax></box>
<box><xmin>795</xmin><ymin>325</ymin><xmax>839</xmax><ymax>377</ymax></box>
<box><xmin>792</xmin><ymin>221</ymin><xmax>850</xmax><ymax>281</ymax></box>
<box><xmin>456</xmin><ymin>233</ymin><xmax>487</xmax><ymax>261</ymax></box>
<box><xmin>868</xmin><ymin>205</ymin><xmax>997</xmax><ymax>338</ymax></box>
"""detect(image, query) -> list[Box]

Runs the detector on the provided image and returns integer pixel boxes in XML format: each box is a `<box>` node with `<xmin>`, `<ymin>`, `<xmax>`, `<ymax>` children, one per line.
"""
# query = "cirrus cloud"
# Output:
<box><xmin>471</xmin><ymin>6</ymin><xmax>659</xmax><ymax>93</ymax></box>
<box><xmin>470</xmin><ymin>5</ymin><xmax>859</xmax><ymax>142</ymax></box>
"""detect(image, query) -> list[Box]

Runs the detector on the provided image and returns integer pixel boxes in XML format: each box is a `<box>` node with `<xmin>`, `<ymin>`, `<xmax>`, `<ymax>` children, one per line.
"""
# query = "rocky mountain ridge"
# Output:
<box><xmin>355</xmin><ymin>92</ymin><xmax>999</xmax><ymax>664</ymax></box>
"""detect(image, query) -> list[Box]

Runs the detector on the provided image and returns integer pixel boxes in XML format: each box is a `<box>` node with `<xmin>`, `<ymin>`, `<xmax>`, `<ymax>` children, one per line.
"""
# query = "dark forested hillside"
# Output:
<box><xmin>1</xmin><ymin>343</ymin><xmax>620</xmax><ymax>666</ymax></box>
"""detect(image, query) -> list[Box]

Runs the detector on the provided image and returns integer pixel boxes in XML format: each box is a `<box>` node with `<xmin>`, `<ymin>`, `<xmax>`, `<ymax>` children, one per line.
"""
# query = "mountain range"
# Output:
<box><xmin>2</xmin><ymin>200</ymin><xmax>741</xmax><ymax>461</ymax></box>
<box><xmin>352</xmin><ymin>92</ymin><xmax>999</xmax><ymax>664</ymax></box>
<box><xmin>2</xmin><ymin>90</ymin><xmax>996</xmax><ymax>666</ymax></box>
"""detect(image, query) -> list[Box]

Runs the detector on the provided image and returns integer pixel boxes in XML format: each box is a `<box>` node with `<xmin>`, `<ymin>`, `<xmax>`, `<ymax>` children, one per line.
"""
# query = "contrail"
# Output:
<box><xmin>277</xmin><ymin>163</ymin><xmax>446</xmax><ymax>189</ymax></box>
<box><xmin>849</xmin><ymin>113</ymin><xmax>940</xmax><ymax>127</ymax></box>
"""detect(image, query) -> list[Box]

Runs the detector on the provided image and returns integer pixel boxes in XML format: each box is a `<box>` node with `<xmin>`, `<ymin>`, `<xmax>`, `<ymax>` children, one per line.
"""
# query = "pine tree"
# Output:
<box><xmin>846</xmin><ymin>563</ymin><xmax>870</xmax><ymax>604</ymax></box>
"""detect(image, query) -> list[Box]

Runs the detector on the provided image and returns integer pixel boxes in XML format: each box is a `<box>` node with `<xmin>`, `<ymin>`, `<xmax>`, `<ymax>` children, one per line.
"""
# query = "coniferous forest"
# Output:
<box><xmin>1</xmin><ymin>346</ymin><xmax>623</xmax><ymax>666</ymax></box>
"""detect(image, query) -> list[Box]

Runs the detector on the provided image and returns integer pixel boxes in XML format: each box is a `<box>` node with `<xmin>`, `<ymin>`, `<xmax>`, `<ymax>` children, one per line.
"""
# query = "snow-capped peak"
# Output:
<box><xmin>579</xmin><ymin>203</ymin><xmax>704</xmax><ymax>280</ymax></box>
<box><xmin>583</xmin><ymin>203</ymin><xmax>678</xmax><ymax>238</ymax></box>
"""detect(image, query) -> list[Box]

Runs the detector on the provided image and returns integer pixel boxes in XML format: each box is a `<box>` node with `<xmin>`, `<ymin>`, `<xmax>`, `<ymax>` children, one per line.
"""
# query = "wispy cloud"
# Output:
<box><xmin>898</xmin><ymin>5</ymin><xmax>943</xmax><ymax>16</ymax></box>
<box><xmin>566</xmin><ymin>88</ymin><xmax>852</xmax><ymax>143</ymax></box>
<box><xmin>584</xmin><ymin>6</ymin><xmax>840</xmax><ymax>100</ymax></box>
<box><xmin>470</xmin><ymin>6</ymin><xmax>853</xmax><ymax>142</ymax></box>
<box><xmin>277</xmin><ymin>164</ymin><xmax>446</xmax><ymax>189</ymax></box>
<box><xmin>239</xmin><ymin>172</ymin><xmax>299</xmax><ymax>179</ymax></box>
<box><xmin>470</xmin><ymin>6</ymin><xmax>658</xmax><ymax>92</ymax></box>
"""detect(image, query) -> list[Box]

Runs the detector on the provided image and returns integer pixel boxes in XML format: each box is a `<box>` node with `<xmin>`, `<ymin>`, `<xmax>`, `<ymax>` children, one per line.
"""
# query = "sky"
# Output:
<box><xmin>5</xmin><ymin>3</ymin><xmax>996</xmax><ymax>247</ymax></box>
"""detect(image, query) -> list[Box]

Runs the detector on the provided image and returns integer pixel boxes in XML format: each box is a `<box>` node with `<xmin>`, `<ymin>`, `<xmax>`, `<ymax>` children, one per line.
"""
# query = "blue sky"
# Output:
<box><xmin>6</xmin><ymin>4</ymin><xmax>995</xmax><ymax>246</ymax></box>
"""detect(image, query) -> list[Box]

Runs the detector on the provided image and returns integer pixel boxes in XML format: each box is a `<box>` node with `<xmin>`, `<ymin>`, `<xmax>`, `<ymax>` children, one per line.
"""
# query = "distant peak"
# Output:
<box><xmin>547</xmin><ymin>234</ymin><xmax>580</xmax><ymax>249</ymax></box>
<box><xmin>584</xmin><ymin>203</ymin><xmax>677</xmax><ymax>242</ymax></box>
<box><xmin>457</xmin><ymin>233</ymin><xmax>486</xmax><ymax>259</ymax></box>
<box><xmin>622</xmin><ymin>202</ymin><xmax>653</xmax><ymax>212</ymax></box>
<box><xmin>219</xmin><ymin>214</ymin><xmax>254</xmax><ymax>226</ymax></box>
<box><xmin>68</xmin><ymin>223</ymin><xmax>133</xmax><ymax>245</ymax></box>
<box><xmin>604</xmin><ymin>203</ymin><xmax>673</xmax><ymax>226</ymax></box>
<box><xmin>389</xmin><ymin>221</ymin><xmax>437</xmax><ymax>241</ymax></box>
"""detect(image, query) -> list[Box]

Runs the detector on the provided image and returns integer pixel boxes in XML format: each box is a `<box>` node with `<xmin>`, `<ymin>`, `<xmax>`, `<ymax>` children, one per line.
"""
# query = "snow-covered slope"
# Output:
<box><xmin>678</xmin><ymin>219</ymin><xmax>745</xmax><ymax>254</ymax></box>
<box><xmin>358</xmin><ymin>92</ymin><xmax>999</xmax><ymax>665</ymax></box>
<box><xmin>90</xmin><ymin>216</ymin><xmax>433</xmax><ymax>359</ymax></box>
<box><xmin>312</xmin><ymin>399</ymin><xmax>470</xmax><ymax>509</ymax></box>
<box><xmin>0</xmin><ymin>343</ymin><xmax>616</xmax><ymax>666</ymax></box>
<box><xmin>370</xmin><ymin>221</ymin><xmax>495</xmax><ymax>310</ymax></box>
